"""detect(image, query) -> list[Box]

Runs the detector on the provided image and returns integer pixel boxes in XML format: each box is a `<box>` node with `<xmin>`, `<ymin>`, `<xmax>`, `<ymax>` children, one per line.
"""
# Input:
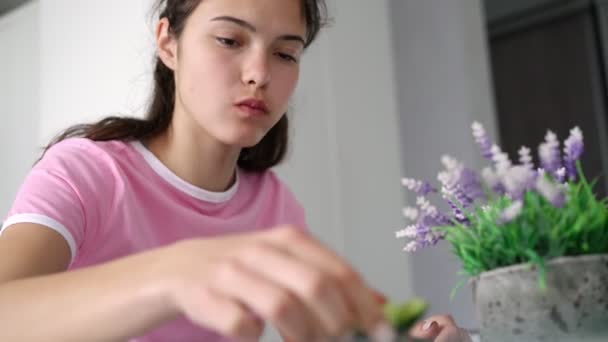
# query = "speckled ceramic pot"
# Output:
<box><xmin>472</xmin><ymin>254</ymin><xmax>608</xmax><ymax>342</ymax></box>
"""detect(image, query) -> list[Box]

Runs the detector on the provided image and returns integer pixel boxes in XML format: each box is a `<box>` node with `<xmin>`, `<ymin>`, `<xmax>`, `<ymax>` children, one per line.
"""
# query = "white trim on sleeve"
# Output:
<box><xmin>1</xmin><ymin>214</ymin><xmax>78</xmax><ymax>263</ymax></box>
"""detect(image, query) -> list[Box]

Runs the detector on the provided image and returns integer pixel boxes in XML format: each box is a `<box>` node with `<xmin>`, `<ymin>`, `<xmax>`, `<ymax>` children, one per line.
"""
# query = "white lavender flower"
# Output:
<box><xmin>481</xmin><ymin>167</ymin><xmax>501</xmax><ymax>191</ymax></box>
<box><xmin>537</xmin><ymin>168</ymin><xmax>546</xmax><ymax>178</ymax></box>
<box><xmin>417</xmin><ymin>196</ymin><xmax>438</xmax><ymax>217</ymax></box>
<box><xmin>556</xmin><ymin>167</ymin><xmax>566</xmax><ymax>183</ymax></box>
<box><xmin>498</xmin><ymin>200</ymin><xmax>523</xmax><ymax>224</ymax></box>
<box><xmin>403</xmin><ymin>241</ymin><xmax>419</xmax><ymax>252</ymax></box>
<box><xmin>396</xmin><ymin>224</ymin><xmax>417</xmax><ymax>238</ymax></box>
<box><xmin>472</xmin><ymin>121</ymin><xmax>494</xmax><ymax>160</ymax></box>
<box><xmin>536</xmin><ymin>175</ymin><xmax>566</xmax><ymax>207</ymax></box>
<box><xmin>401</xmin><ymin>177</ymin><xmax>437</xmax><ymax>196</ymax></box>
<box><xmin>539</xmin><ymin>130</ymin><xmax>562</xmax><ymax>176</ymax></box>
<box><xmin>491</xmin><ymin>144</ymin><xmax>512</xmax><ymax>175</ymax></box>
<box><xmin>502</xmin><ymin>165</ymin><xmax>537</xmax><ymax>200</ymax></box>
<box><xmin>402</xmin><ymin>207</ymin><xmax>419</xmax><ymax>221</ymax></box>
<box><xmin>519</xmin><ymin>146</ymin><xmax>533</xmax><ymax>169</ymax></box>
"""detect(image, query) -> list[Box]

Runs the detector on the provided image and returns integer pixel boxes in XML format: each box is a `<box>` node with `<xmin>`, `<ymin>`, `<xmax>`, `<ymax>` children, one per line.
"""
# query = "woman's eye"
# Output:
<box><xmin>276</xmin><ymin>52</ymin><xmax>297</xmax><ymax>63</ymax></box>
<box><xmin>216</xmin><ymin>37</ymin><xmax>240</xmax><ymax>48</ymax></box>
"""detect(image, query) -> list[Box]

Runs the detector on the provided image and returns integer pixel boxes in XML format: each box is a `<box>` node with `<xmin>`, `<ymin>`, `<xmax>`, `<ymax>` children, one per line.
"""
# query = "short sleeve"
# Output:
<box><xmin>291</xmin><ymin>198</ymin><xmax>309</xmax><ymax>232</ymax></box>
<box><xmin>1</xmin><ymin>139</ymin><xmax>115</xmax><ymax>264</ymax></box>
<box><xmin>267</xmin><ymin>171</ymin><xmax>309</xmax><ymax>232</ymax></box>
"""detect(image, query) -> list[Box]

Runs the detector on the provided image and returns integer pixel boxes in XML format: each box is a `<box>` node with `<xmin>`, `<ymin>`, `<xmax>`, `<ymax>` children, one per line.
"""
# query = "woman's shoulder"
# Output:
<box><xmin>44</xmin><ymin>137</ymin><xmax>129</xmax><ymax>157</ymax></box>
<box><xmin>36</xmin><ymin>138</ymin><xmax>134</xmax><ymax>184</ymax></box>
<box><xmin>248</xmin><ymin>170</ymin><xmax>308</xmax><ymax>229</ymax></box>
<box><xmin>41</xmin><ymin>138</ymin><xmax>131</xmax><ymax>167</ymax></box>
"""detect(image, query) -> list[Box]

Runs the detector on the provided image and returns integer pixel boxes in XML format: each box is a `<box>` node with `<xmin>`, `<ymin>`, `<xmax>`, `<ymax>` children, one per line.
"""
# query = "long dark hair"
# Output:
<box><xmin>42</xmin><ymin>0</ymin><xmax>327</xmax><ymax>172</ymax></box>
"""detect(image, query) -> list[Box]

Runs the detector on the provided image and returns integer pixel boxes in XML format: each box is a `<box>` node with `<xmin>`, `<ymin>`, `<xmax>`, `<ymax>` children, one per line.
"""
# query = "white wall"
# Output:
<box><xmin>390</xmin><ymin>0</ymin><xmax>498</xmax><ymax>330</ymax></box>
<box><xmin>277</xmin><ymin>0</ymin><xmax>414</xmax><ymax>297</ymax></box>
<box><xmin>0</xmin><ymin>1</ymin><xmax>39</xmax><ymax>218</ymax></box>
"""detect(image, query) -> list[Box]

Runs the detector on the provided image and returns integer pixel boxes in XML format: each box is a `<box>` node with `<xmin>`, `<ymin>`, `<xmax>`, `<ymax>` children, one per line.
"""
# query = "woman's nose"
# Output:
<box><xmin>242</xmin><ymin>50</ymin><xmax>271</xmax><ymax>88</ymax></box>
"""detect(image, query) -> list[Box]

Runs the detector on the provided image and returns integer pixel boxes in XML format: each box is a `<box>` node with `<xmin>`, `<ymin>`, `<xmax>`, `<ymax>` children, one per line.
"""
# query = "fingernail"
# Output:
<box><xmin>422</xmin><ymin>320</ymin><xmax>437</xmax><ymax>331</ymax></box>
<box><xmin>372</xmin><ymin>289</ymin><xmax>388</xmax><ymax>305</ymax></box>
<box><xmin>370</xmin><ymin>321</ymin><xmax>396</xmax><ymax>342</ymax></box>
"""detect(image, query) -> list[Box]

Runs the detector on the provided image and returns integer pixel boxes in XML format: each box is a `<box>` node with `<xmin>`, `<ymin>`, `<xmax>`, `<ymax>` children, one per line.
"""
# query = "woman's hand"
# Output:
<box><xmin>409</xmin><ymin>315</ymin><xmax>472</xmax><ymax>342</ymax></box>
<box><xmin>159</xmin><ymin>225</ymin><xmax>390</xmax><ymax>342</ymax></box>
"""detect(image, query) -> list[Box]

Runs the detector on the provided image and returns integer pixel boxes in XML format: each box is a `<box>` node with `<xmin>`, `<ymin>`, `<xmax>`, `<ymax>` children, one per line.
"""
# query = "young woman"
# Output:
<box><xmin>0</xmin><ymin>0</ymin><xmax>470</xmax><ymax>341</ymax></box>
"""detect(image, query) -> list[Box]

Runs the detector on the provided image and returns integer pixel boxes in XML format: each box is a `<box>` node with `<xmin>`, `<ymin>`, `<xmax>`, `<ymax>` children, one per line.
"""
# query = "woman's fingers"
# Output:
<box><xmin>170</xmin><ymin>228</ymin><xmax>391</xmax><ymax>341</ymax></box>
<box><xmin>409</xmin><ymin>315</ymin><xmax>471</xmax><ymax>342</ymax></box>
<box><xmin>434</xmin><ymin>326</ymin><xmax>472</xmax><ymax>342</ymax></box>
<box><xmin>262</xmin><ymin>227</ymin><xmax>387</xmax><ymax>334</ymax></box>
<box><xmin>235</xmin><ymin>241</ymin><xmax>355</xmax><ymax>338</ymax></box>
<box><xmin>208</xmin><ymin>257</ymin><xmax>317</xmax><ymax>341</ymax></box>
<box><xmin>409</xmin><ymin>319</ymin><xmax>440</xmax><ymax>340</ymax></box>
<box><xmin>177</xmin><ymin>285</ymin><xmax>264</xmax><ymax>340</ymax></box>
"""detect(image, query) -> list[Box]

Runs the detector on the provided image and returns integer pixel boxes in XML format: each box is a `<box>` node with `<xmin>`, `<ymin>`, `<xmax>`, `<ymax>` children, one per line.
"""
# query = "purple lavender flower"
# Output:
<box><xmin>398</xmin><ymin>123</ymin><xmax>586</xmax><ymax>254</ymax></box>
<box><xmin>398</xmin><ymin>197</ymin><xmax>451</xmax><ymax>251</ymax></box>
<box><xmin>416</xmin><ymin>196</ymin><xmax>451</xmax><ymax>226</ymax></box>
<box><xmin>438</xmin><ymin>155</ymin><xmax>484</xmax><ymax>224</ymax></box>
<box><xmin>563</xmin><ymin>127</ymin><xmax>584</xmax><ymax>181</ymax></box>
<box><xmin>444</xmin><ymin>197</ymin><xmax>469</xmax><ymax>225</ymax></box>
<box><xmin>401</xmin><ymin>177</ymin><xmax>437</xmax><ymax>196</ymax></box>
<box><xmin>438</xmin><ymin>156</ymin><xmax>485</xmax><ymax>203</ymax></box>
<box><xmin>538</xmin><ymin>130</ymin><xmax>562</xmax><ymax>177</ymax></box>
<box><xmin>402</xmin><ymin>230</ymin><xmax>444</xmax><ymax>252</ymax></box>
<box><xmin>472</xmin><ymin>121</ymin><xmax>494</xmax><ymax>160</ymax></box>
<box><xmin>459</xmin><ymin>168</ymin><xmax>486</xmax><ymax>201</ymax></box>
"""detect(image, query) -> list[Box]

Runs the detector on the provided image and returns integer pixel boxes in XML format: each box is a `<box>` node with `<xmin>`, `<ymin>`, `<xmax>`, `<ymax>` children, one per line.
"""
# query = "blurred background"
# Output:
<box><xmin>2</xmin><ymin>0</ymin><xmax>608</xmax><ymax>338</ymax></box>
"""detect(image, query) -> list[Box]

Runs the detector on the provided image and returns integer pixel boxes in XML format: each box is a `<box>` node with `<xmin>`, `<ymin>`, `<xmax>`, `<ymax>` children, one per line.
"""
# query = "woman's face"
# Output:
<box><xmin>159</xmin><ymin>0</ymin><xmax>306</xmax><ymax>148</ymax></box>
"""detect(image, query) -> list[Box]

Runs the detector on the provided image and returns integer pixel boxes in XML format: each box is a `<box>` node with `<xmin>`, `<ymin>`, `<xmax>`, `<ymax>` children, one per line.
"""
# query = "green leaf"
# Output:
<box><xmin>383</xmin><ymin>298</ymin><xmax>429</xmax><ymax>333</ymax></box>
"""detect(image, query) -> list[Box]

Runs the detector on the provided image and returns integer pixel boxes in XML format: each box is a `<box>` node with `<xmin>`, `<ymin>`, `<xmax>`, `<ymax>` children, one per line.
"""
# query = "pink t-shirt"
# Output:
<box><xmin>1</xmin><ymin>137</ymin><xmax>307</xmax><ymax>341</ymax></box>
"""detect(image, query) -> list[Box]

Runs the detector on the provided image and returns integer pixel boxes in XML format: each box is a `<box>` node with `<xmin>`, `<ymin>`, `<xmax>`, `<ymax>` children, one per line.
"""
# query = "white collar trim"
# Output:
<box><xmin>131</xmin><ymin>141</ymin><xmax>239</xmax><ymax>203</ymax></box>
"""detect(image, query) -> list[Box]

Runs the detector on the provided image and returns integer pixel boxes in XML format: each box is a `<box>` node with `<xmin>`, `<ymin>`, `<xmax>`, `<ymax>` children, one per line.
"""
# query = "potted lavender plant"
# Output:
<box><xmin>397</xmin><ymin>123</ymin><xmax>608</xmax><ymax>342</ymax></box>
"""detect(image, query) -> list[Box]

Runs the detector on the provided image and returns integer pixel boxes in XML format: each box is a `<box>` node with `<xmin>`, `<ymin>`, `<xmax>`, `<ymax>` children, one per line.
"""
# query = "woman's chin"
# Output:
<box><xmin>219</xmin><ymin>131</ymin><xmax>265</xmax><ymax>148</ymax></box>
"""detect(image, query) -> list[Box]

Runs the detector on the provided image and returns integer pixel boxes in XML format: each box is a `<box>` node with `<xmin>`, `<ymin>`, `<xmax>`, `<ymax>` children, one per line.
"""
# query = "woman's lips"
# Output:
<box><xmin>235</xmin><ymin>98</ymin><xmax>270</xmax><ymax>117</ymax></box>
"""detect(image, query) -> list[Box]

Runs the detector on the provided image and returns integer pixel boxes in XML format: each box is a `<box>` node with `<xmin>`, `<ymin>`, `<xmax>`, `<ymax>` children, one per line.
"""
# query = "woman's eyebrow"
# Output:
<box><xmin>211</xmin><ymin>15</ymin><xmax>306</xmax><ymax>46</ymax></box>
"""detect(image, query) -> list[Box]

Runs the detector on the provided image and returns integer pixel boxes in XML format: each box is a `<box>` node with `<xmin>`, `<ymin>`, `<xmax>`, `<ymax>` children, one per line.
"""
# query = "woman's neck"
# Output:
<box><xmin>144</xmin><ymin>123</ymin><xmax>241</xmax><ymax>193</ymax></box>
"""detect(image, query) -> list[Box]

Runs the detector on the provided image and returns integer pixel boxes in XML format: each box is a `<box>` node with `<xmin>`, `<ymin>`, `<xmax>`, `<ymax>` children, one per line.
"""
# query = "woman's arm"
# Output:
<box><xmin>0</xmin><ymin>224</ymin><xmax>392</xmax><ymax>341</ymax></box>
<box><xmin>0</xmin><ymin>223</ymin><xmax>179</xmax><ymax>342</ymax></box>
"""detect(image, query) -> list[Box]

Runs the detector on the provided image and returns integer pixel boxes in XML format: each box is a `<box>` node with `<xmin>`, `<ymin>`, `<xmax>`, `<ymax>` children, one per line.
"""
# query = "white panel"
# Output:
<box><xmin>38</xmin><ymin>0</ymin><xmax>155</xmax><ymax>145</ymax></box>
<box><xmin>0</xmin><ymin>1</ymin><xmax>40</xmax><ymax>217</ymax></box>
<box><xmin>274</xmin><ymin>28</ymin><xmax>345</xmax><ymax>253</ymax></box>
<box><xmin>323</xmin><ymin>0</ymin><xmax>414</xmax><ymax>301</ymax></box>
<box><xmin>391</xmin><ymin>0</ymin><xmax>498</xmax><ymax>330</ymax></box>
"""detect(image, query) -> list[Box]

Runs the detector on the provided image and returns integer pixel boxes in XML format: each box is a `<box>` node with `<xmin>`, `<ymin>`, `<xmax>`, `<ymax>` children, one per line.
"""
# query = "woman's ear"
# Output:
<box><xmin>156</xmin><ymin>18</ymin><xmax>178</xmax><ymax>70</ymax></box>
